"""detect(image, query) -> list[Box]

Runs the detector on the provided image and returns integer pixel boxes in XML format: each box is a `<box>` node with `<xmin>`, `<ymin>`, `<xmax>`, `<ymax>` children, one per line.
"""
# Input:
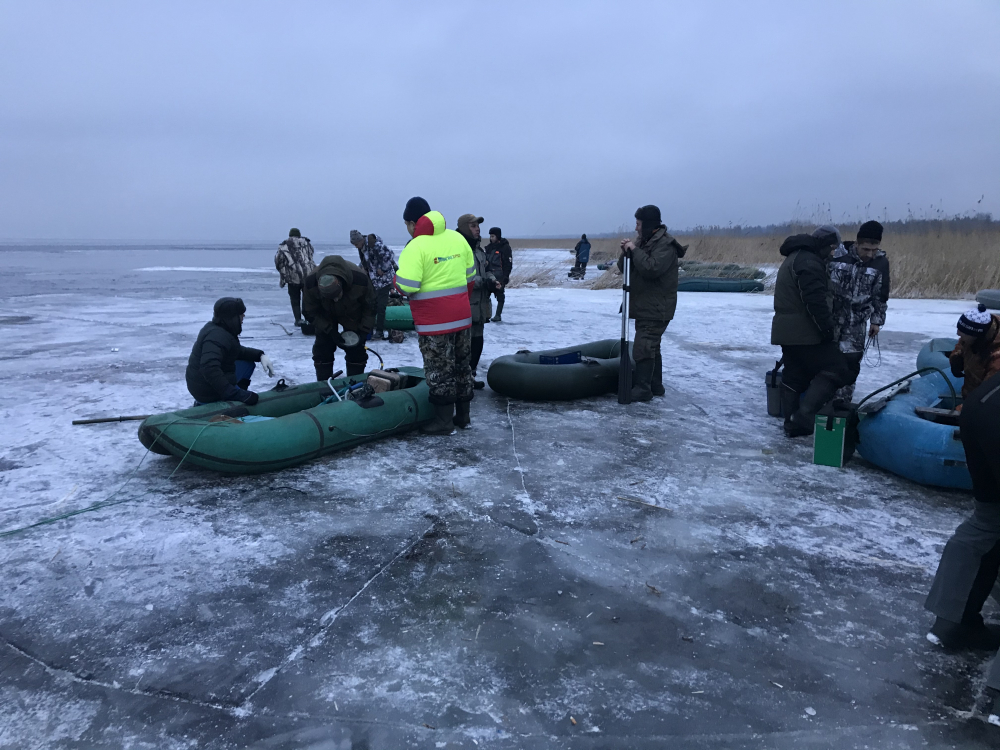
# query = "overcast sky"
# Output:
<box><xmin>1</xmin><ymin>1</ymin><xmax>998</xmax><ymax>242</ymax></box>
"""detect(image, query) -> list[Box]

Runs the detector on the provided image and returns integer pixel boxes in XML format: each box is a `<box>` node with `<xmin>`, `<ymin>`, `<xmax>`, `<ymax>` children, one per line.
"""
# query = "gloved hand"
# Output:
<box><xmin>240</xmin><ymin>390</ymin><xmax>260</xmax><ymax>406</ymax></box>
<box><xmin>950</xmin><ymin>357</ymin><xmax>965</xmax><ymax>379</ymax></box>
<box><xmin>259</xmin><ymin>354</ymin><xmax>275</xmax><ymax>377</ymax></box>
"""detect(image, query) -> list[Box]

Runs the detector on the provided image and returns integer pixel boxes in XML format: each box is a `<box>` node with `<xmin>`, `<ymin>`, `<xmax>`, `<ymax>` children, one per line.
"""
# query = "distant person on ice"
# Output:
<box><xmin>485</xmin><ymin>227</ymin><xmax>512</xmax><ymax>322</ymax></box>
<box><xmin>617</xmin><ymin>206</ymin><xmax>687</xmax><ymax>402</ymax></box>
<box><xmin>770</xmin><ymin>225</ymin><xmax>852</xmax><ymax>436</ymax></box>
<box><xmin>457</xmin><ymin>213</ymin><xmax>501</xmax><ymax>390</ymax></box>
<box><xmin>570</xmin><ymin>234</ymin><xmax>591</xmax><ymax>279</ymax></box>
<box><xmin>186</xmin><ymin>297</ymin><xmax>274</xmax><ymax>405</ymax></box>
<box><xmin>302</xmin><ymin>255</ymin><xmax>376</xmax><ymax>378</ymax></box>
<box><xmin>274</xmin><ymin>228</ymin><xmax>317</xmax><ymax>328</ymax></box>
<box><xmin>949</xmin><ymin>304</ymin><xmax>1000</xmax><ymax>399</ymax></box>
<box><xmin>828</xmin><ymin>220</ymin><xmax>890</xmax><ymax>403</ymax></box>
<box><xmin>395</xmin><ymin>197</ymin><xmax>476</xmax><ymax>434</ymax></box>
<box><xmin>350</xmin><ymin>229</ymin><xmax>397</xmax><ymax>340</ymax></box>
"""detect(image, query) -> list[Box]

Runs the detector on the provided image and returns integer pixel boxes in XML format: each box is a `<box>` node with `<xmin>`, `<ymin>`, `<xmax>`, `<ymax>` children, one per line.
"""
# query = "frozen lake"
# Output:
<box><xmin>0</xmin><ymin>243</ymin><xmax>995</xmax><ymax>748</ymax></box>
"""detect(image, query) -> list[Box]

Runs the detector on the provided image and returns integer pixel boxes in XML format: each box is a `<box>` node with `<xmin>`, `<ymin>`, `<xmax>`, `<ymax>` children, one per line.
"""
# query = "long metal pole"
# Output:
<box><xmin>618</xmin><ymin>254</ymin><xmax>633</xmax><ymax>404</ymax></box>
<box><xmin>72</xmin><ymin>415</ymin><xmax>150</xmax><ymax>425</ymax></box>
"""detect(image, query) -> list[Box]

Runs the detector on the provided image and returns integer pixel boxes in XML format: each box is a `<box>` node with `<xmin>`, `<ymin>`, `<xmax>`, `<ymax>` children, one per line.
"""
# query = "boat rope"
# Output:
<box><xmin>506</xmin><ymin>399</ymin><xmax>530</xmax><ymax>499</ymax></box>
<box><xmin>862</xmin><ymin>332</ymin><xmax>882</xmax><ymax>368</ymax></box>
<box><xmin>269</xmin><ymin>320</ymin><xmax>294</xmax><ymax>336</ymax></box>
<box><xmin>856</xmin><ymin>367</ymin><xmax>957</xmax><ymax>412</ymax></box>
<box><xmin>0</xmin><ymin>418</ymin><xmax>213</xmax><ymax>540</ymax></box>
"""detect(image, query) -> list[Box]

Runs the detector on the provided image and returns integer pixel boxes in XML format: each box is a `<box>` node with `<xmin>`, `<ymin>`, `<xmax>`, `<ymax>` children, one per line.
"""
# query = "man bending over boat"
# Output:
<box><xmin>950</xmin><ymin>304</ymin><xmax>1000</xmax><ymax>400</ymax></box>
<box><xmin>302</xmin><ymin>255</ymin><xmax>377</xmax><ymax>379</ymax></box>
<box><xmin>396</xmin><ymin>197</ymin><xmax>476</xmax><ymax>434</ymax></box>
<box><xmin>186</xmin><ymin>297</ymin><xmax>275</xmax><ymax>406</ymax></box>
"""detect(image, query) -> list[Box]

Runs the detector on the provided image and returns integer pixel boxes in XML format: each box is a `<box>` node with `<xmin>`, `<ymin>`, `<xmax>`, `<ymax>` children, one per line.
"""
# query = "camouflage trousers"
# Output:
<box><xmin>418</xmin><ymin>328</ymin><xmax>474</xmax><ymax>405</ymax></box>
<box><xmin>633</xmin><ymin>318</ymin><xmax>669</xmax><ymax>361</ymax></box>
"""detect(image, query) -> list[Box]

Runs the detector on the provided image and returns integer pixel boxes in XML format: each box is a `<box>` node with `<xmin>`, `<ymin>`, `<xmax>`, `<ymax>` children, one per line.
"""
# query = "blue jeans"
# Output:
<box><xmin>194</xmin><ymin>360</ymin><xmax>255</xmax><ymax>406</ymax></box>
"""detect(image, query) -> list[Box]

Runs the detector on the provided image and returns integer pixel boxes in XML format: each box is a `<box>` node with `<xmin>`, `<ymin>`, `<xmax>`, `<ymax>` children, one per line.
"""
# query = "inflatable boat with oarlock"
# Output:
<box><xmin>856</xmin><ymin>339</ymin><xmax>971</xmax><ymax>490</ymax></box>
<box><xmin>487</xmin><ymin>339</ymin><xmax>631</xmax><ymax>401</ymax></box>
<box><xmin>138</xmin><ymin>367</ymin><xmax>433</xmax><ymax>474</ymax></box>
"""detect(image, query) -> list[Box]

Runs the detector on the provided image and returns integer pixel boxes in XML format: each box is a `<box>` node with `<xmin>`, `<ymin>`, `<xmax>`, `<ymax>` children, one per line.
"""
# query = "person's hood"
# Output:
<box><xmin>779</xmin><ymin>233</ymin><xmax>826</xmax><ymax>258</ymax></box>
<box><xmin>315</xmin><ymin>254</ymin><xmax>353</xmax><ymax>285</ymax></box>
<box><xmin>212</xmin><ymin>297</ymin><xmax>246</xmax><ymax>336</ymax></box>
<box><xmin>413</xmin><ymin>210</ymin><xmax>447</xmax><ymax>238</ymax></box>
<box><xmin>488</xmin><ymin>237</ymin><xmax>511</xmax><ymax>250</ymax></box>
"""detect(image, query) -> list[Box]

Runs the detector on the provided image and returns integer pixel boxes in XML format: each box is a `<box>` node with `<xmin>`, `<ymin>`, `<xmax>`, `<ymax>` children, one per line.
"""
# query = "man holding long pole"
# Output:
<box><xmin>617</xmin><ymin>205</ymin><xmax>687</xmax><ymax>402</ymax></box>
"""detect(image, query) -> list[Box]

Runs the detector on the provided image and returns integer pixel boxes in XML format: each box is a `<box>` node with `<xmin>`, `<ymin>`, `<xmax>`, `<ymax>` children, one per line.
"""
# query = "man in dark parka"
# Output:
<box><xmin>302</xmin><ymin>255</ymin><xmax>377</xmax><ymax>378</ymax></box>
<box><xmin>770</xmin><ymin>225</ymin><xmax>852</xmax><ymax>436</ymax></box>
<box><xmin>617</xmin><ymin>205</ymin><xmax>687</xmax><ymax>401</ymax></box>
<box><xmin>186</xmin><ymin>297</ymin><xmax>273</xmax><ymax>405</ymax></box>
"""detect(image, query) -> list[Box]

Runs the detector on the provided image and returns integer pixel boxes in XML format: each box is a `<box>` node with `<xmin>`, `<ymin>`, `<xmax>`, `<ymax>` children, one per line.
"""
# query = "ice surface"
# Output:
<box><xmin>0</xmin><ymin>244</ymin><xmax>995</xmax><ymax>748</ymax></box>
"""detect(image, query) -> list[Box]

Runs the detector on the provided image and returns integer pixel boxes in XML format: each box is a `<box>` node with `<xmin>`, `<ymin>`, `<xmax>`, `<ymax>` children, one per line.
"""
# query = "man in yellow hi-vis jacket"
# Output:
<box><xmin>396</xmin><ymin>197</ymin><xmax>476</xmax><ymax>434</ymax></box>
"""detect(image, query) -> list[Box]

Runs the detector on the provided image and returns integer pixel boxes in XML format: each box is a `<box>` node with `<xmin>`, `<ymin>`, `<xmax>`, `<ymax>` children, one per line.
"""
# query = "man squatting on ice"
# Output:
<box><xmin>485</xmin><ymin>227</ymin><xmax>512</xmax><ymax>322</ymax></box>
<box><xmin>616</xmin><ymin>205</ymin><xmax>686</xmax><ymax>402</ymax></box>
<box><xmin>302</xmin><ymin>254</ymin><xmax>377</xmax><ymax>379</ymax></box>
<box><xmin>351</xmin><ymin>229</ymin><xmax>397</xmax><ymax>340</ymax></box>
<box><xmin>828</xmin><ymin>220</ymin><xmax>890</xmax><ymax>403</ymax></box>
<box><xmin>924</xmin><ymin>304</ymin><xmax>1000</xmax><ymax>718</ymax></box>
<box><xmin>274</xmin><ymin>228</ymin><xmax>317</xmax><ymax>328</ymax></box>
<box><xmin>395</xmin><ymin>197</ymin><xmax>476</xmax><ymax>434</ymax></box>
<box><xmin>186</xmin><ymin>297</ymin><xmax>275</xmax><ymax>406</ymax></box>
<box><xmin>457</xmin><ymin>213</ymin><xmax>503</xmax><ymax>389</ymax></box>
<box><xmin>770</xmin><ymin>225</ymin><xmax>854</xmax><ymax>437</ymax></box>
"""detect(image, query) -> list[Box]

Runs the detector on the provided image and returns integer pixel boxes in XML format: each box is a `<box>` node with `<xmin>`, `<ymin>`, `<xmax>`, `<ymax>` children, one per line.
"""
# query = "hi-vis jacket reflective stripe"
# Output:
<box><xmin>396</xmin><ymin>211</ymin><xmax>475</xmax><ymax>335</ymax></box>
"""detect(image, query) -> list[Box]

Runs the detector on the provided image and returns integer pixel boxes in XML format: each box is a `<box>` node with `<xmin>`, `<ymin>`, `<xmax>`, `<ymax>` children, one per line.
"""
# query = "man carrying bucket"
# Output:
<box><xmin>396</xmin><ymin>197</ymin><xmax>476</xmax><ymax>434</ymax></box>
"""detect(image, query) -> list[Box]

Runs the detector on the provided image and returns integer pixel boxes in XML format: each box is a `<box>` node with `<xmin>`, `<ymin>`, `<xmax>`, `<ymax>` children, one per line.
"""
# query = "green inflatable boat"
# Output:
<box><xmin>385</xmin><ymin>305</ymin><xmax>414</xmax><ymax>330</ymax></box>
<box><xmin>487</xmin><ymin>339</ymin><xmax>629</xmax><ymax>401</ymax></box>
<box><xmin>138</xmin><ymin>367</ymin><xmax>433</xmax><ymax>474</ymax></box>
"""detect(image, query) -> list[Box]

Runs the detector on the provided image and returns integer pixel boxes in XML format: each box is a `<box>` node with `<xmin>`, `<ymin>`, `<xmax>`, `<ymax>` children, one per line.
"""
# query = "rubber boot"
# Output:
<box><xmin>421</xmin><ymin>403</ymin><xmax>456</xmax><ymax>435</ymax></box>
<box><xmin>651</xmin><ymin>352</ymin><xmax>665</xmax><ymax>397</ymax></box>
<box><xmin>237</xmin><ymin>378</ymin><xmax>251</xmax><ymax>390</ymax></box>
<box><xmin>491</xmin><ymin>298</ymin><xmax>504</xmax><ymax>322</ymax></box>
<box><xmin>630</xmin><ymin>359</ymin><xmax>654</xmax><ymax>402</ymax></box>
<box><xmin>786</xmin><ymin>372</ymin><xmax>840</xmax><ymax>437</ymax></box>
<box><xmin>314</xmin><ymin>361</ymin><xmax>334</xmax><ymax>382</ymax></box>
<box><xmin>454</xmin><ymin>400</ymin><xmax>471</xmax><ymax>429</ymax></box>
<box><xmin>346</xmin><ymin>362</ymin><xmax>366</xmax><ymax>376</ymax></box>
<box><xmin>779</xmin><ymin>383</ymin><xmax>800</xmax><ymax>432</ymax></box>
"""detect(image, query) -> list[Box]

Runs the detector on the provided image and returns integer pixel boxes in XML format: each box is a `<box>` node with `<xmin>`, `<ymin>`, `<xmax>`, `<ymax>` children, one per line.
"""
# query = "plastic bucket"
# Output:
<box><xmin>766</xmin><ymin>365</ymin><xmax>783</xmax><ymax>417</ymax></box>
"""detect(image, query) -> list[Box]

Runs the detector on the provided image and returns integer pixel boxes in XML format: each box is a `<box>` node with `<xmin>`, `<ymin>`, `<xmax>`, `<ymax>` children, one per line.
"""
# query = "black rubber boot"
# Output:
<box><xmin>421</xmin><ymin>403</ymin><xmax>456</xmax><ymax>435</ymax></box>
<box><xmin>779</xmin><ymin>383</ymin><xmax>800</xmax><ymax>431</ymax></box>
<box><xmin>651</xmin><ymin>352</ymin><xmax>665</xmax><ymax>397</ymax></box>
<box><xmin>630</xmin><ymin>359</ymin><xmax>654</xmax><ymax>402</ymax></box>
<box><xmin>786</xmin><ymin>373</ymin><xmax>839</xmax><ymax>437</ymax></box>
<box><xmin>927</xmin><ymin>615</ymin><xmax>1000</xmax><ymax>652</ymax></box>
<box><xmin>314</xmin><ymin>361</ymin><xmax>334</xmax><ymax>382</ymax></box>
<box><xmin>454</xmin><ymin>400</ymin><xmax>471</xmax><ymax>429</ymax></box>
<box><xmin>345</xmin><ymin>363</ymin><xmax>366</xmax><ymax>376</ymax></box>
<box><xmin>492</xmin><ymin>297</ymin><xmax>504</xmax><ymax>322</ymax></box>
<box><xmin>237</xmin><ymin>378</ymin><xmax>251</xmax><ymax>390</ymax></box>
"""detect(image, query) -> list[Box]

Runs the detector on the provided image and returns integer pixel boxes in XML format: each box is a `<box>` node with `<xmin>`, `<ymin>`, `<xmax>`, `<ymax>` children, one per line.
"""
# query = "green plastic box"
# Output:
<box><xmin>814</xmin><ymin>411</ymin><xmax>851</xmax><ymax>467</ymax></box>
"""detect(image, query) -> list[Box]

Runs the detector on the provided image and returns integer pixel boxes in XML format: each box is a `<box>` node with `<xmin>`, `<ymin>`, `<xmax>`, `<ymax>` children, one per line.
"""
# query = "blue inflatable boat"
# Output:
<box><xmin>856</xmin><ymin>338</ymin><xmax>972</xmax><ymax>490</ymax></box>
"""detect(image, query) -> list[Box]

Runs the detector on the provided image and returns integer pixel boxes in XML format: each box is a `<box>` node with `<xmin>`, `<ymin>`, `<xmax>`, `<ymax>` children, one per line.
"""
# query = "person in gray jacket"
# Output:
<box><xmin>457</xmin><ymin>213</ymin><xmax>500</xmax><ymax>390</ymax></box>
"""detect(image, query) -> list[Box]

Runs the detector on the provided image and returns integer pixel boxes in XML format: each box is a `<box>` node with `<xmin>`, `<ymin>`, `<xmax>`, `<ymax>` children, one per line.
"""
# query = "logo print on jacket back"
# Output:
<box><xmin>433</xmin><ymin>254</ymin><xmax>461</xmax><ymax>264</ymax></box>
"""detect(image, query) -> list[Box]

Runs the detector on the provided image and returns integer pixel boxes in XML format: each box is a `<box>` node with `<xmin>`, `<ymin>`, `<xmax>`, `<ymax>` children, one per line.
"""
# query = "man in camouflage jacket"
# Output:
<box><xmin>274</xmin><ymin>228</ymin><xmax>317</xmax><ymax>326</ymax></box>
<box><xmin>351</xmin><ymin>230</ymin><xmax>397</xmax><ymax>338</ymax></box>
<box><xmin>828</xmin><ymin>220</ymin><xmax>890</xmax><ymax>402</ymax></box>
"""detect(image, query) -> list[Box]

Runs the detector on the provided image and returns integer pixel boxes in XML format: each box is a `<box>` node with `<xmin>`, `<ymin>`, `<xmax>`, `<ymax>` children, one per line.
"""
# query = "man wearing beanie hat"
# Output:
<box><xmin>770</xmin><ymin>226</ymin><xmax>852</xmax><ymax>436</ymax></box>
<box><xmin>351</xmin><ymin>230</ymin><xmax>397</xmax><ymax>339</ymax></box>
<box><xmin>570</xmin><ymin>234</ymin><xmax>591</xmax><ymax>280</ymax></box>
<box><xmin>485</xmin><ymin>227</ymin><xmax>512</xmax><ymax>322</ymax></box>
<box><xmin>301</xmin><ymin>254</ymin><xmax>376</xmax><ymax>378</ymax></box>
<box><xmin>617</xmin><ymin>205</ymin><xmax>688</xmax><ymax>401</ymax></box>
<box><xmin>396</xmin><ymin>198</ymin><xmax>476</xmax><ymax>434</ymax></box>
<box><xmin>456</xmin><ymin>213</ymin><xmax>500</xmax><ymax>389</ymax></box>
<box><xmin>274</xmin><ymin>228</ymin><xmax>317</xmax><ymax>327</ymax></box>
<box><xmin>828</xmin><ymin>220</ymin><xmax>890</xmax><ymax>402</ymax></box>
<box><xmin>949</xmin><ymin>304</ymin><xmax>1000</xmax><ymax>399</ymax></box>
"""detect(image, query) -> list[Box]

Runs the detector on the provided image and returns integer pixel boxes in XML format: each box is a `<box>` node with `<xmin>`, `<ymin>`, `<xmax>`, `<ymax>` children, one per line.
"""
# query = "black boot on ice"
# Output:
<box><xmin>927</xmin><ymin>616</ymin><xmax>1000</xmax><ymax>652</ymax></box>
<box><xmin>454</xmin><ymin>400</ymin><xmax>471</xmax><ymax>429</ymax></box>
<box><xmin>421</xmin><ymin>403</ymin><xmax>456</xmax><ymax>435</ymax></box>
<box><xmin>630</xmin><ymin>359</ymin><xmax>654</xmax><ymax>402</ymax></box>
<box><xmin>651</xmin><ymin>353</ymin><xmax>665</xmax><ymax>397</ymax></box>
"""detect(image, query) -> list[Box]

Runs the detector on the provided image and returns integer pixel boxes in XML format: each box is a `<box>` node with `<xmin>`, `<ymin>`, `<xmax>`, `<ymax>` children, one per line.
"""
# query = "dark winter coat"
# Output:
<box><xmin>485</xmin><ymin>238</ymin><xmax>512</xmax><ymax>283</ymax></box>
<box><xmin>574</xmin><ymin>239</ymin><xmax>591</xmax><ymax>264</ymax></box>
<box><xmin>616</xmin><ymin>226</ymin><xmax>687</xmax><ymax>322</ymax></box>
<box><xmin>770</xmin><ymin>234</ymin><xmax>836</xmax><ymax>346</ymax></box>
<box><xmin>468</xmin><ymin>237</ymin><xmax>498</xmax><ymax>326</ymax></box>
<box><xmin>829</xmin><ymin>243</ymin><xmax>888</xmax><ymax>353</ymax></box>
<box><xmin>185</xmin><ymin>298</ymin><xmax>263</xmax><ymax>404</ymax></box>
<box><xmin>302</xmin><ymin>255</ymin><xmax>377</xmax><ymax>337</ymax></box>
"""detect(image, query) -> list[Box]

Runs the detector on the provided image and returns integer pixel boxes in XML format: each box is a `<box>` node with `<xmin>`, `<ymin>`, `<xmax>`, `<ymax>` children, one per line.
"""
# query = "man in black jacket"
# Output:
<box><xmin>186</xmin><ymin>298</ymin><xmax>274</xmax><ymax>405</ymax></box>
<box><xmin>770</xmin><ymin>225</ymin><xmax>851</xmax><ymax>436</ymax></box>
<box><xmin>485</xmin><ymin>227</ymin><xmax>511</xmax><ymax>322</ymax></box>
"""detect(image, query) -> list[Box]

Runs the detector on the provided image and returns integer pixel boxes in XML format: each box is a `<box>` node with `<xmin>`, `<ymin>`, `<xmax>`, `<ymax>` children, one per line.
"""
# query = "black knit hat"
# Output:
<box><xmin>958</xmin><ymin>304</ymin><xmax>992</xmax><ymax>337</ymax></box>
<box><xmin>635</xmin><ymin>205</ymin><xmax>662</xmax><ymax>227</ymax></box>
<box><xmin>289</xmin><ymin>228</ymin><xmax>301</xmax><ymax>238</ymax></box>
<box><xmin>857</xmin><ymin>220</ymin><xmax>883</xmax><ymax>243</ymax></box>
<box><xmin>488</xmin><ymin>227</ymin><xmax>502</xmax><ymax>238</ymax></box>
<box><xmin>403</xmin><ymin>197</ymin><xmax>431</xmax><ymax>222</ymax></box>
<box><xmin>212</xmin><ymin>297</ymin><xmax>246</xmax><ymax>336</ymax></box>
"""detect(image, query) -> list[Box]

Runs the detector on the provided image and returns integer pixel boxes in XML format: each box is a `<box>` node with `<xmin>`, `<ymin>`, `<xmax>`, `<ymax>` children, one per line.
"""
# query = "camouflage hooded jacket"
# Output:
<box><xmin>828</xmin><ymin>243</ymin><xmax>888</xmax><ymax>353</ymax></box>
<box><xmin>357</xmin><ymin>235</ymin><xmax>397</xmax><ymax>290</ymax></box>
<box><xmin>274</xmin><ymin>236</ymin><xmax>317</xmax><ymax>287</ymax></box>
